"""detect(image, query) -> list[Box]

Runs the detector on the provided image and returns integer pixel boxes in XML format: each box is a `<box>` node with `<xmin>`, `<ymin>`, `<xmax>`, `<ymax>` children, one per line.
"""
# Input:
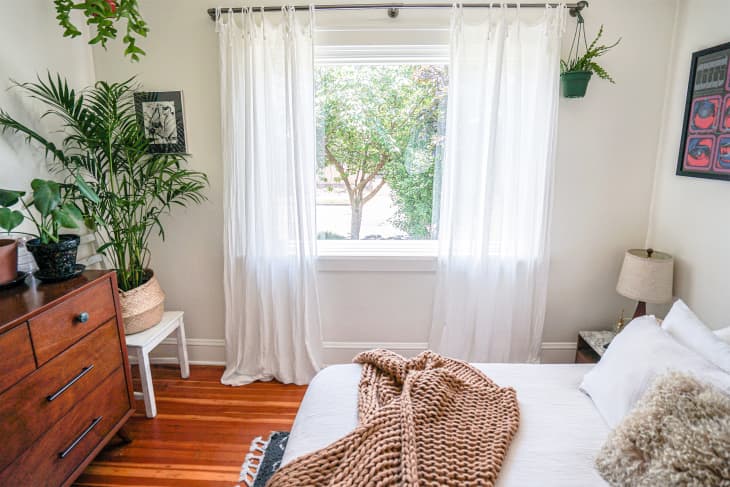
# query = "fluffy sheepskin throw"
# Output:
<box><xmin>268</xmin><ymin>349</ymin><xmax>520</xmax><ymax>486</ymax></box>
<box><xmin>595</xmin><ymin>372</ymin><xmax>730</xmax><ymax>486</ymax></box>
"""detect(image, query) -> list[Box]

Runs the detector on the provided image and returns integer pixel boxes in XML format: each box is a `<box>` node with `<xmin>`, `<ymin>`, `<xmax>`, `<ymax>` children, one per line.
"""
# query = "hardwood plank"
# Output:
<box><xmin>73</xmin><ymin>365</ymin><xmax>306</xmax><ymax>487</ymax></box>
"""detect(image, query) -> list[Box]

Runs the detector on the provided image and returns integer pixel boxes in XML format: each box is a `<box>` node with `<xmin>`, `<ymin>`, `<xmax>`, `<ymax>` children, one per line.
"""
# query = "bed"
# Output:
<box><xmin>282</xmin><ymin>363</ymin><xmax>610</xmax><ymax>486</ymax></box>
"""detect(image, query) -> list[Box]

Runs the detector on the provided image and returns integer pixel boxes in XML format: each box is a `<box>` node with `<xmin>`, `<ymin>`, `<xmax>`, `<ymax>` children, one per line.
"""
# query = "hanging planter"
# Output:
<box><xmin>54</xmin><ymin>0</ymin><xmax>149</xmax><ymax>61</ymax></box>
<box><xmin>561</xmin><ymin>71</ymin><xmax>593</xmax><ymax>98</ymax></box>
<box><xmin>560</xmin><ymin>7</ymin><xmax>620</xmax><ymax>99</ymax></box>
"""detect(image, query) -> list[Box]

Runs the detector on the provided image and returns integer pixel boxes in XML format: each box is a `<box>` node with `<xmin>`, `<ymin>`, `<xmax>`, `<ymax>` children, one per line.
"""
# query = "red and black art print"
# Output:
<box><xmin>677</xmin><ymin>42</ymin><xmax>730</xmax><ymax>180</ymax></box>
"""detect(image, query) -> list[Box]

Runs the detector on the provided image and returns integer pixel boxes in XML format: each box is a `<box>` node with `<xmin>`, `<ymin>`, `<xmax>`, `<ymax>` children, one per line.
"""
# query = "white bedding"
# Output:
<box><xmin>282</xmin><ymin>363</ymin><xmax>609</xmax><ymax>486</ymax></box>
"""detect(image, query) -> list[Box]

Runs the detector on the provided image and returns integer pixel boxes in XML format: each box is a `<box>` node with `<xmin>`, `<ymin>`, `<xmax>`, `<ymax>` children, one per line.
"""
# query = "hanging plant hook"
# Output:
<box><xmin>560</xmin><ymin>3</ymin><xmax>620</xmax><ymax>98</ymax></box>
<box><xmin>568</xmin><ymin>1</ymin><xmax>589</xmax><ymax>19</ymax></box>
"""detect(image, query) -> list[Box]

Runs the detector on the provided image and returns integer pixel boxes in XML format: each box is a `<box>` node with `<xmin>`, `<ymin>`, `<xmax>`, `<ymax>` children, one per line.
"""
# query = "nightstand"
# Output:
<box><xmin>575</xmin><ymin>330</ymin><xmax>616</xmax><ymax>364</ymax></box>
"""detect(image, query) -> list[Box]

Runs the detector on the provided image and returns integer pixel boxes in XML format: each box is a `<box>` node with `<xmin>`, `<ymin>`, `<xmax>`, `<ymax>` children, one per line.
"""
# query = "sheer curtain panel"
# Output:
<box><xmin>217</xmin><ymin>7</ymin><xmax>323</xmax><ymax>385</ymax></box>
<box><xmin>429</xmin><ymin>5</ymin><xmax>566</xmax><ymax>363</ymax></box>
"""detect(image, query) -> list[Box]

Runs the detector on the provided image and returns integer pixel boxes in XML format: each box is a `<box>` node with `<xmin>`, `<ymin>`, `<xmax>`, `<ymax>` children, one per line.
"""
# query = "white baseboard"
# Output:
<box><xmin>539</xmin><ymin>342</ymin><xmax>578</xmax><ymax>364</ymax></box>
<box><xmin>133</xmin><ymin>337</ymin><xmax>226</xmax><ymax>366</ymax></box>
<box><xmin>134</xmin><ymin>338</ymin><xmax>577</xmax><ymax>367</ymax></box>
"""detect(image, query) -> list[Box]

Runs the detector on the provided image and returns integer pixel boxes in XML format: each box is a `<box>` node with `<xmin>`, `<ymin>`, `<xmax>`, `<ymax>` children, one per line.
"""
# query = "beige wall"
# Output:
<box><xmin>0</xmin><ymin>0</ymin><xmax>95</xmax><ymax>191</ymax></box>
<box><xmin>646</xmin><ymin>0</ymin><xmax>730</xmax><ymax>330</ymax></box>
<box><xmin>89</xmin><ymin>0</ymin><xmax>679</xmax><ymax>364</ymax></box>
<box><xmin>6</xmin><ymin>1</ymin><xmax>724</xmax><ymax>361</ymax></box>
<box><xmin>544</xmin><ymin>0</ymin><xmax>677</xmax><ymax>342</ymax></box>
<box><xmin>91</xmin><ymin>1</ymin><xmax>227</xmax><ymax>363</ymax></box>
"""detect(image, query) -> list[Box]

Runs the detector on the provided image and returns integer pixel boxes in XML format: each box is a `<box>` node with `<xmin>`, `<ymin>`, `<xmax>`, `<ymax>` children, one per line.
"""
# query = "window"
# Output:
<box><xmin>314</xmin><ymin>58</ymin><xmax>448</xmax><ymax>246</ymax></box>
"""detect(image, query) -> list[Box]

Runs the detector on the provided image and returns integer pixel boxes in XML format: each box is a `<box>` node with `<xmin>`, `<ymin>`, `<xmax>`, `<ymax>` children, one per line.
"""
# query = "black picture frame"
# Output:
<box><xmin>676</xmin><ymin>41</ymin><xmax>730</xmax><ymax>181</ymax></box>
<box><xmin>134</xmin><ymin>91</ymin><xmax>188</xmax><ymax>154</ymax></box>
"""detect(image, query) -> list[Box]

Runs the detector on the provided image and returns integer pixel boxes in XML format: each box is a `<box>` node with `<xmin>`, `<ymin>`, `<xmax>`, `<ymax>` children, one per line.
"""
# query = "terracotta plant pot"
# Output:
<box><xmin>26</xmin><ymin>234</ymin><xmax>80</xmax><ymax>281</ymax></box>
<box><xmin>119</xmin><ymin>269</ymin><xmax>165</xmax><ymax>335</ymax></box>
<box><xmin>0</xmin><ymin>239</ymin><xmax>19</xmax><ymax>284</ymax></box>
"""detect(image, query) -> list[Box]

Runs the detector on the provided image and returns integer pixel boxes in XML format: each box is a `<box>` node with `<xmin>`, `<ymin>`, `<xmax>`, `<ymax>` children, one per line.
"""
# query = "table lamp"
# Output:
<box><xmin>616</xmin><ymin>248</ymin><xmax>673</xmax><ymax>319</ymax></box>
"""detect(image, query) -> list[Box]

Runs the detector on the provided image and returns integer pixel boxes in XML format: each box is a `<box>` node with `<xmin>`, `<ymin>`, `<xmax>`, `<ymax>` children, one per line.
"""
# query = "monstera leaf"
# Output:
<box><xmin>0</xmin><ymin>189</ymin><xmax>25</xmax><ymax>207</ymax></box>
<box><xmin>0</xmin><ymin>207</ymin><xmax>23</xmax><ymax>232</ymax></box>
<box><xmin>30</xmin><ymin>179</ymin><xmax>61</xmax><ymax>218</ymax></box>
<box><xmin>51</xmin><ymin>203</ymin><xmax>82</xmax><ymax>229</ymax></box>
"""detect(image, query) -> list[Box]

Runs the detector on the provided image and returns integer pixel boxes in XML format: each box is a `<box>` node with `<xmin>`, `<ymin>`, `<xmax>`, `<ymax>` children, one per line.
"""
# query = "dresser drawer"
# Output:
<box><xmin>0</xmin><ymin>324</ymin><xmax>36</xmax><ymax>393</ymax></box>
<box><xmin>0</xmin><ymin>319</ymin><xmax>125</xmax><ymax>471</ymax></box>
<box><xmin>0</xmin><ymin>367</ymin><xmax>129</xmax><ymax>487</ymax></box>
<box><xmin>29</xmin><ymin>278</ymin><xmax>116</xmax><ymax>365</ymax></box>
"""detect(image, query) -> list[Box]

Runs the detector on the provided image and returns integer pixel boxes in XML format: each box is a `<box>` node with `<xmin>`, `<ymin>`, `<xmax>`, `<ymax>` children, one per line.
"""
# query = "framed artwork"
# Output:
<box><xmin>676</xmin><ymin>41</ymin><xmax>730</xmax><ymax>180</ymax></box>
<box><xmin>134</xmin><ymin>91</ymin><xmax>187</xmax><ymax>154</ymax></box>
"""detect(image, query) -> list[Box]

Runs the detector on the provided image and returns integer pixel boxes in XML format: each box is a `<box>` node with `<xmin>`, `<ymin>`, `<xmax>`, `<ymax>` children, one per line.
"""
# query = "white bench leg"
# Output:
<box><xmin>137</xmin><ymin>348</ymin><xmax>157</xmax><ymax>418</ymax></box>
<box><xmin>176</xmin><ymin>317</ymin><xmax>190</xmax><ymax>379</ymax></box>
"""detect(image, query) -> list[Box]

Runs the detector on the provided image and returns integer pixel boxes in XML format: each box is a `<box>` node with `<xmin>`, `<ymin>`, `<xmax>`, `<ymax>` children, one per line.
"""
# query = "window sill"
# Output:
<box><xmin>316</xmin><ymin>240</ymin><xmax>437</xmax><ymax>272</ymax></box>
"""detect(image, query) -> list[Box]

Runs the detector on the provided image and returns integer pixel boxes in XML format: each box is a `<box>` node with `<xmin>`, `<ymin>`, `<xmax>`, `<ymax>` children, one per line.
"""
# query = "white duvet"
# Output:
<box><xmin>282</xmin><ymin>363</ymin><xmax>609</xmax><ymax>486</ymax></box>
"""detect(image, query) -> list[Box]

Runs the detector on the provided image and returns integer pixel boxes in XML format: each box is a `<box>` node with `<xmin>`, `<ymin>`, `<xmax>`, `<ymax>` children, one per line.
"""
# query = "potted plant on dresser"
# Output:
<box><xmin>0</xmin><ymin>178</ymin><xmax>98</xmax><ymax>281</ymax></box>
<box><xmin>0</xmin><ymin>75</ymin><xmax>208</xmax><ymax>333</ymax></box>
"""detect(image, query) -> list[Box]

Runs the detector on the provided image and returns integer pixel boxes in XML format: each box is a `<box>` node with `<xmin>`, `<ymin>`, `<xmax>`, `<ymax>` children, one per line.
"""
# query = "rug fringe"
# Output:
<box><xmin>239</xmin><ymin>435</ymin><xmax>271</xmax><ymax>487</ymax></box>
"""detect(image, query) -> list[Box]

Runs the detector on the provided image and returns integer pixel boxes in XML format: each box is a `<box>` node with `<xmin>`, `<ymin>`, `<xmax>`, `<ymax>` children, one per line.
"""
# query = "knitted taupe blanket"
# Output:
<box><xmin>268</xmin><ymin>349</ymin><xmax>520</xmax><ymax>486</ymax></box>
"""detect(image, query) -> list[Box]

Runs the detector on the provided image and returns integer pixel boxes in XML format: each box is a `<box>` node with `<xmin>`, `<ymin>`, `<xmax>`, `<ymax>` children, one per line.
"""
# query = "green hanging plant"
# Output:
<box><xmin>561</xmin><ymin>25</ymin><xmax>621</xmax><ymax>82</ymax></box>
<box><xmin>560</xmin><ymin>10</ymin><xmax>621</xmax><ymax>98</ymax></box>
<box><xmin>54</xmin><ymin>0</ymin><xmax>149</xmax><ymax>61</ymax></box>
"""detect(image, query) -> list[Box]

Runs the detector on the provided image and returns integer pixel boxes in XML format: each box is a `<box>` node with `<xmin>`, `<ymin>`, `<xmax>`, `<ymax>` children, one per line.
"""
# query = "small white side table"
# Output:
<box><xmin>125</xmin><ymin>311</ymin><xmax>190</xmax><ymax>418</ymax></box>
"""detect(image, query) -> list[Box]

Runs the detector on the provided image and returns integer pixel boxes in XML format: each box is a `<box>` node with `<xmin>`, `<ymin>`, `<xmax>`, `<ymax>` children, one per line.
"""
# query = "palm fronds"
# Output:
<box><xmin>0</xmin><ymin>73</ymin><xmax>208</xmax><ymax>290</ymax></box>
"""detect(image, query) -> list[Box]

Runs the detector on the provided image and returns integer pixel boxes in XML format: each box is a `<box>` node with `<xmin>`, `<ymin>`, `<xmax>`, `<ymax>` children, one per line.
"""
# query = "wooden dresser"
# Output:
<box><xmin>0</xmin><ymin>270</ymin><xmax>134</xmax><ymax>487</ymax></box>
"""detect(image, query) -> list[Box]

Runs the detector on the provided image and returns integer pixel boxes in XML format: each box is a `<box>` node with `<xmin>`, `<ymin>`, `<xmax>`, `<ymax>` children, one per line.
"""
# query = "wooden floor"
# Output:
<box><xmin>74</xmin><ymin>365</ymin><xmax>307</xmax><ymax>487</ymax></box>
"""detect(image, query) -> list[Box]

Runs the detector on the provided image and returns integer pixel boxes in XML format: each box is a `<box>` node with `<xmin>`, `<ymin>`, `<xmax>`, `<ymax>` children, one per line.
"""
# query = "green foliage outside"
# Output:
<box><xmin>316</xmin><ymin>64</ymin><xmax>447</xmax><ymax>240</ymax></box>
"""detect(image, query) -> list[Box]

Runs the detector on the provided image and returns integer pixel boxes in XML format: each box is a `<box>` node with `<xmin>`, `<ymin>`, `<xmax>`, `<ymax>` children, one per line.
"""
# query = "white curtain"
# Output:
<box><xmin>429</xmin><ymin>5</ymin><xmax>566</xmax><ymax>363</ymax></box>
<box><xmin>217</xmin><ymin>7</ymin><xmax>323</xmax><ymax>385</ymax></box>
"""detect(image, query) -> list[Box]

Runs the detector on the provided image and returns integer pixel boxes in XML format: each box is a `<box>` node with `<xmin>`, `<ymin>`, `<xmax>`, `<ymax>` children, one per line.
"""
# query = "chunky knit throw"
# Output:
<box><xmin>268</xmin><ymin>349</ymin><xmax>520</xmax><ymax>486</ymax></box>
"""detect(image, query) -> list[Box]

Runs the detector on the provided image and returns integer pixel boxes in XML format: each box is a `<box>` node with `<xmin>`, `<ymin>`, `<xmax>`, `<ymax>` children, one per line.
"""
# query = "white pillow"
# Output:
<box><xmin>661</xmin><ymin>299</ymin><xmax>730</xmax><ymax>373</ymax></box>
<box><xmin>716</xmin><ymin>326</ymin><xmax>730</xmax><ymax>344</ymax></box>
<box><xmin>580</xmin><ymin>316</ymin><xmax>730</xmax><ymax>428</ymax></box>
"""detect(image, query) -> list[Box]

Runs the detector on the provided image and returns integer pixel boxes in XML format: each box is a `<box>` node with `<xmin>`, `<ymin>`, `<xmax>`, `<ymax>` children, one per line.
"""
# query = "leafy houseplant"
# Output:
<box><xmin>0</xmin><ymin>178</ymin><xmax>98</xmax><ymax>280</ymax></box>
<box><xmin>54</xmin><ymin>0</ymin><xmax>149</xmax><ymax>61</ymax></box>
<box><xmin>560</xmin><ymin>22</ymin><xmax>621</xmax><ymax>98</ymax></box>
<box><xmin>0</xmin><ymin>75</ymin><xmax>208</xmax><ymax>332</ymax></box>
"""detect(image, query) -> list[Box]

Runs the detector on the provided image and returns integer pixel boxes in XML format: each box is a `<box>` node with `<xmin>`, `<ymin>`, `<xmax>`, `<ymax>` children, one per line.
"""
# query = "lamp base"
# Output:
<box><xmin>632</xmin><ymin>301</ymin><xmax>647</xmax><ymax>319</ymax></box>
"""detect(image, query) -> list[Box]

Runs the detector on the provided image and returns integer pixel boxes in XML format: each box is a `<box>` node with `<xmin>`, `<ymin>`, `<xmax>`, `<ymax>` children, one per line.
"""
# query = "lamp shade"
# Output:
<box><xmin>616</xmin><ymin>249</ymin><xmax>674</xmax><ymax>304</ymax></box>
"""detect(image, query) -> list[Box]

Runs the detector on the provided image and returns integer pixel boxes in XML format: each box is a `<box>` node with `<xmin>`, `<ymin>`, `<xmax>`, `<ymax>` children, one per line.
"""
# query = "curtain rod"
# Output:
<box><xmin>207</xmin><ymin>1</ymin><xmax>588</xmax><ymax>20</ymax></box>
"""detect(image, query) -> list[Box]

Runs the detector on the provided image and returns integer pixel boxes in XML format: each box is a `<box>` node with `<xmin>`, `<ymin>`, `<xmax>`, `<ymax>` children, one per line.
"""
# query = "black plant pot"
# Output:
<box><xmin>26</xmin><ymin>234</ymin><xmax>80</xmax><ymax>281</ymax></box>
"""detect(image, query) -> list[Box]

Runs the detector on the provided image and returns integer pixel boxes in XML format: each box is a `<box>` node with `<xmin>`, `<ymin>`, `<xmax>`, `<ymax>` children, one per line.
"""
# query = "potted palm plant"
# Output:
<box><xmin>0</xmin><ymin>74</ymin><xmax>207</xmax><ymax>333</ymax></box>
<box><xmin>0</xmin><ymin>178</ymin><xmax>98</xmax><ymax>281</ymax></box>
<box><xmin>560</xmin><ymin>23</ymin><xmax>620</xmax><ymax>98</ymax></box>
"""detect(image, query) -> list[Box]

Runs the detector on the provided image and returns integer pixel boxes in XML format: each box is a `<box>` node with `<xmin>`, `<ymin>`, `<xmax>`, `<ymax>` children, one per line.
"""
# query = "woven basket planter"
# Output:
<box><xmin>120</xmin><ymin>270</ymin><xmax>165</xmax><ymax>335</ymax></box>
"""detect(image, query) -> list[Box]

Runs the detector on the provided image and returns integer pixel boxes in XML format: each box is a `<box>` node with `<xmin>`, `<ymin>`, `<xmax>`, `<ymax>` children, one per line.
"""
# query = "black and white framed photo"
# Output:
<box><xmin>134</xmin><ymin>91</ymin><xmax>187</xmax><ymax>154</ymax></box>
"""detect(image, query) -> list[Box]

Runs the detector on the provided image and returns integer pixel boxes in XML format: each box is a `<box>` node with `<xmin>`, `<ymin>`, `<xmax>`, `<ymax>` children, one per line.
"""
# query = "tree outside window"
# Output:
<box><xmin>315</xmin><ymin>64</ymin><xmax>448</xmax><ymax>240</ymax></box>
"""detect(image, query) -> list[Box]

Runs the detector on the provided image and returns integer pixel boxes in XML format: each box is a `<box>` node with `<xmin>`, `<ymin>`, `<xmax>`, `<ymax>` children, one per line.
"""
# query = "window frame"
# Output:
<box><xmin>314</xmin><ymin>43</ymin><xmax>448</xmax><ymax>259</ymax></box>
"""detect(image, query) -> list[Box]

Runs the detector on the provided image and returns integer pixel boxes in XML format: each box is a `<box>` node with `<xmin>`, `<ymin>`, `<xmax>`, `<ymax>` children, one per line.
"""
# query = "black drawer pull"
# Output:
<box><xmin>47</xmin><ymin>365</ymin><xmax>95</xmax><ymax>402</ymax></box>
<box><xmin>75</xmin><ymin>312</ymin><xmax>89</xmax><ymax>323</ymax></box>
<box><xmin>59</xmin><ymin>416</ymin><xmax>103</xmax><ymax>459</ymax></box>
